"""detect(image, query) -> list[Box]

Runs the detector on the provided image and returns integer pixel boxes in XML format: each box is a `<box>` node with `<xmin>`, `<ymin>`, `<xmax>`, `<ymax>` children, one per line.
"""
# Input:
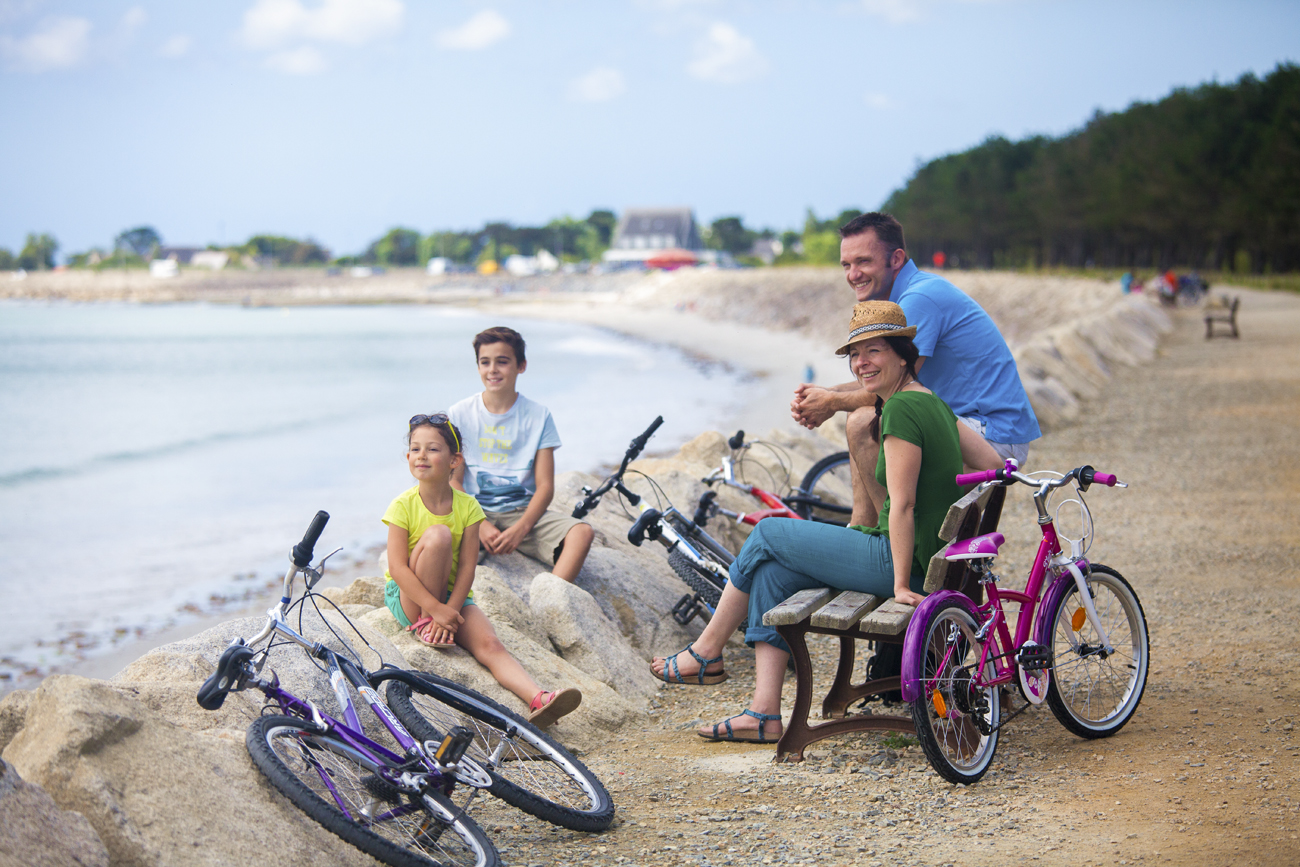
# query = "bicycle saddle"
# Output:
<box><xmin>943</xmin><ymin>532</ymin><xmax>1005</xmax><ymax>561</ymax></box>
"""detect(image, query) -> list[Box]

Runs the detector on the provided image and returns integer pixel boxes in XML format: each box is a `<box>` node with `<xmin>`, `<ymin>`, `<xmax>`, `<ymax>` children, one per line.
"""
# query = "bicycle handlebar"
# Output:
<box><xmin>955</xmin><ymin>461</ymin><xmax>1124</xmax><ymax>490</ymax></box>
<box><xmin>572</xmin><ymin>416</ymin><xmax>664</xmax><ymax>518</ymax></box>
<box><xmin>291</xmin><ymin>510</ymin><xmax>330</xmax><ymax>568</ymax></box>
<box><xmin>727</xmin><ymin>430</ymin><xmax>745</xmax><ymax>450</ymax></box>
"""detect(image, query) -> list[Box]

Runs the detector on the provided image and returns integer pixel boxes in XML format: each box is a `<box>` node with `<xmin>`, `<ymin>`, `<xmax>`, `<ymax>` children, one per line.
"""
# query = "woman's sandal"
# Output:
<box><xmin>407</xmin><ymin>616</ymin><xmax>456</xmax><ymax>649</ymax></box>
<box><xmin>698</xmin><ymin>709</ymin><xmax>782</xmax><ymax>744</ymax></box>
<box><xmin>651</xmin><ymin>645</ymin><xmax>728</xmax><ymax>685</ymax></box>
<box><xmin>527</xmin><ymin>688</ymin><xmax>582</xmax><ymax>728</ymax></box>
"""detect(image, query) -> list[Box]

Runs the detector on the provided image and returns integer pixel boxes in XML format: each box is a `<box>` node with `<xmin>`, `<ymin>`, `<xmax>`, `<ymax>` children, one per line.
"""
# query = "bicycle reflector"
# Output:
<box><xmin>931</xmin><ymin>690</ymin><xmax>948</xmax><ymax>718</ymax></box>
<box><xmin>435</xmin><ymin>726</ymin><xmax>475</xmax><ymax>766</ymax></box>
<box><xmin>1071</xmin><ymin>607</ymin><xmax>1088</xmax><ymax>631</ymax></box>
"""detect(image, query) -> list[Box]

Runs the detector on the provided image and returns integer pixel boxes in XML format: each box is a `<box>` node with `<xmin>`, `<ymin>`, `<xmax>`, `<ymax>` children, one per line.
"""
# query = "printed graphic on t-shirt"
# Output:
<box><xmin>476</xmin><ymin>471</ymin><xmax>529</xmax><ymax>510</ymax></box>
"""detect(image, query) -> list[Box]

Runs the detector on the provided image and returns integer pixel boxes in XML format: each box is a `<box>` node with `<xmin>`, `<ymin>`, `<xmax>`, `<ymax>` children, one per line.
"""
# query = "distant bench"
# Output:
<box><xmin>761</xmin><ymin>484</ymin><xmax>1005</xmax><ymax>762</ymax></box>
<box><xmin>1204</xmin><ymin>295</ymin><xmax>1240</xmax><ymax>339</ymax></box>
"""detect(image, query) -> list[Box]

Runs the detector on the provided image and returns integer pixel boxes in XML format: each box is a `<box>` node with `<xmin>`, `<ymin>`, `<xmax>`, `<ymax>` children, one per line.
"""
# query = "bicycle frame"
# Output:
<box><xmin>702</xmin><ymin>452</ymin><xmax>800</xmax><ymax>525</ymax></box>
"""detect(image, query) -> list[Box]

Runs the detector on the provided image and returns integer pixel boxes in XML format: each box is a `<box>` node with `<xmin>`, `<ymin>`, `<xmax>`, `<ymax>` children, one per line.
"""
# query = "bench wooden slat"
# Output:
<box><xmin>763</xmin><ymin>587</ymin><xmax>836</xmax><ymax>626</ymax></box>
<box><xmin>922</xmin><ymin>548</ymin><xmax>950</xmax><ymax>594</ymax></box>
<box><xmin>810</xmin><ymin>591</ymin><xmax>884</xmax><ymax>630</ymax></box>
<box><xmin>859</xmin><ymin>599</ymin><xmax>916</xmax><ymax>636</ymax></box>
<box><xmin>938</xmin><ymin>485</ymin><xmax>993</xmax><ymax>542</ymax></box>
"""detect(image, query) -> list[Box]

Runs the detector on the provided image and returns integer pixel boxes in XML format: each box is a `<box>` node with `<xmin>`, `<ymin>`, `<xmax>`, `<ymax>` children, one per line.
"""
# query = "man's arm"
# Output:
<box><xmin>481</xmin><ymin>447</ymin><xmax>556</xmax><ymax>555</ymax></box>
<box><xmin>790</xmin><ymin>357</ymin><xmax>930</xmax><ymax>430</ymax></box>
<box><xmin>791</xmin><ymin>382</ymin><xmax>873</xmax><ymax>429</ymax></box>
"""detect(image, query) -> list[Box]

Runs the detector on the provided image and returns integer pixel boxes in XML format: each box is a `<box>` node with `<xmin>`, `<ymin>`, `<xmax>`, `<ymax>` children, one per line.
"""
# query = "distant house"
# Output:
<box><xmin>603</xmin><ymin>208</ymin><xmax>702</xmax><ymax>262</ymax></box>
<box><xmin>155</xmin><ymin>247</ymin><xmax>202</xmax><ymax>264</ymax></box>
<box><xmin>154</xmin><ymin>247</ymin><xmax>229</xmax><ymax>270</ymax></box>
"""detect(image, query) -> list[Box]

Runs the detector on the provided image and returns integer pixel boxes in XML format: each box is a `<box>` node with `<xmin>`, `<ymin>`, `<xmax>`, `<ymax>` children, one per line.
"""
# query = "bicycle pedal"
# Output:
<box><xmin>671</xmin><ymin>593</ymin><xmax>706</xmax><ymax>626</ymax></box>
<box><xmin>1017</xmin><ymin>641</ymin><xmax>1051</xmax><ymax>671</ymax></box>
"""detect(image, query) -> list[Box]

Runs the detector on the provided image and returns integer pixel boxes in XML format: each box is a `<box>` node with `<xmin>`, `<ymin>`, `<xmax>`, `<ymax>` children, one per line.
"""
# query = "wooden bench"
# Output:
<box><xmin>762</xmin><ymin>484</ymin><xmax>1005</xmax><ymax>762</ymax></box>
<box><xmin>1204</xmin><ymin>295</ymin><xmax>1240</xmax><ymax>339</ymax></box>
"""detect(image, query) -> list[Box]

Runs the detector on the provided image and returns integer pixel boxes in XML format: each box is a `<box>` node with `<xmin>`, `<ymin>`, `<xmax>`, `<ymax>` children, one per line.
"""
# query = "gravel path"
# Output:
<box><xmin>474</xmin><ymin>288</ymin><xmax>1299</xmax><ymax>867</ymax></box>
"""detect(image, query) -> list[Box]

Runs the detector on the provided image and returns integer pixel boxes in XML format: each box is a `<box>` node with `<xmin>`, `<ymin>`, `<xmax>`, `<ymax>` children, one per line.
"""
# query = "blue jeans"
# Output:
<box><xmin>729</xmin><ymin>518</ymin><xmax>915</xmax><ymax>654</ymax></box>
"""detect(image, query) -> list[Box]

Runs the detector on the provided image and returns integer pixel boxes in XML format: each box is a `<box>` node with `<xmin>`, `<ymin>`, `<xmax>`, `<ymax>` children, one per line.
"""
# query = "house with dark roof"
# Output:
<box><xmin>603</xmin><ymin>207</ymin><xmax>702</xmax><ymax>262</ymax></box>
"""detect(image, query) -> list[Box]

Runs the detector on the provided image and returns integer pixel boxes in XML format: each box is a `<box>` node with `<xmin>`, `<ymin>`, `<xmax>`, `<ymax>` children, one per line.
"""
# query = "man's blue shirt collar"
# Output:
<box><xmin>888</xmin><ymin>259</ymin><xmax>919</xmax><ymax>303</ymax></box>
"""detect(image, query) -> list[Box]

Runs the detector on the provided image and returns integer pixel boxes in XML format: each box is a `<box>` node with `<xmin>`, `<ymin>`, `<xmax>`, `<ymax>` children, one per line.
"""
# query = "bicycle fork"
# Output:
<box><xmin>1059</xmin><ymin>559</ymin><xmax>1115</xmax><ymax>656</ymax></box>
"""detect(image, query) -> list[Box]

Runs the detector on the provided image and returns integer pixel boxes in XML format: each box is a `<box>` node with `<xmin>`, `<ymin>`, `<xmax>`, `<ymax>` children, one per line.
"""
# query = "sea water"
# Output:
<box><xmin>0</xmin><ymin>300</ymin><xmax>754</xmax><ymax>687</ymax></box>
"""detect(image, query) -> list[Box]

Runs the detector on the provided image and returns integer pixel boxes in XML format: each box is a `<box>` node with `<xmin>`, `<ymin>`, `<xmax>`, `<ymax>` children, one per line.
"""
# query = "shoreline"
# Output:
<box><xmin>33</xmin><ymin>296</ymin><xmax>823</xmax><ymax>689</ymax></box>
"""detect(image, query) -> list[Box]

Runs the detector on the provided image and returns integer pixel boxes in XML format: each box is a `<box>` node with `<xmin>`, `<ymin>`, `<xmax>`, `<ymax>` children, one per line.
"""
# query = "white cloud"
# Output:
<box><xmin>568</xmin><ymin>66</ymin><xmax>626</xmax><ymax>102</ymax></box>
<box><xmin>686</xmin><ymin>22</ymin><xmax>767</xmax><ymax>84</ymax></box>
<box><xmin>266</xmin><ymin>44</ymin><xmax>326</xmax><ymax>74</ymax></box>
<box><xmin>860</xmin><ymin>0</ymin><xmax>924</xmax><ymax>24</ymax></box>
<box><xmin>864</xmin><ymin>91</ymin><xmax>894</xmax><ymax>109</ymax></box>
<box><xmin>240</xmin><ymin>0</ymin><xmax>404</xmax><ymax>50</ymax></box>
<box><xmin>0</xmin><ymin>16</ymin><xmax>92</xmax><ymax>71</ymax></box>
<box><xmin>159</xmin><ymin>34</ymin><xmax>191</xmax><ymax>58</ymax></box>
<box><xmin>119</xmin><ymin>6</ymin><xmax>147</xmax><ymax>34</ymax></box>
<box><xmin>434</xmin><ymin>9</ymin><xmax>509</xmax><ymax>51</ymax></box>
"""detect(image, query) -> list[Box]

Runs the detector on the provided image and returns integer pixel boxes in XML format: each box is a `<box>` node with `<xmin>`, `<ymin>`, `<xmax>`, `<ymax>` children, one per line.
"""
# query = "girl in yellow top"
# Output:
<box><xmin>383</xmin><ymin>413</ymin><xmax>581</xmax><ymax>727</ymax></box>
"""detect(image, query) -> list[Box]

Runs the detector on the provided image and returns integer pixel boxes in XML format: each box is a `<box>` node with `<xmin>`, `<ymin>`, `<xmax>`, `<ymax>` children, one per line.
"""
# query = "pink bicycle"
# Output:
<box><xmin>901</xmin><ymin>461</ymin><xmax>1150</xmax><ymax>784</ymax></box>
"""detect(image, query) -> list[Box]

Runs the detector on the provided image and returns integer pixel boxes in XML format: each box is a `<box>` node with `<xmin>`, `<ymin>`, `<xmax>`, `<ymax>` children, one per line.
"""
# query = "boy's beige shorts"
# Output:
<box><xmin>482</xmin><ymin>507</ymin><xmax>586</xmax><ymax>565</ymax></box>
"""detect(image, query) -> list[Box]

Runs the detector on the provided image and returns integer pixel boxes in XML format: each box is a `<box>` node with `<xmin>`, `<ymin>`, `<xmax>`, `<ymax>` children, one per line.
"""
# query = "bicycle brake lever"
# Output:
<box><xmin>305</xmin><ymin>547</ymin><xmax>343</xmax><ymax>589</ymax></box>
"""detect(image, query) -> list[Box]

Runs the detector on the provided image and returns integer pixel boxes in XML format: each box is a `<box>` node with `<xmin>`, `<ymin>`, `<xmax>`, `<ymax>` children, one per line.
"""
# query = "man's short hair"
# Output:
<box><xmin>473</xmin><ymin>326</ymin><xmax>527</xmax><ymax>365</ymax></box>
<box><xmin>839</xmin><ymin>212</ymin><xmax>906</xmax><ymax>255</ymax></box>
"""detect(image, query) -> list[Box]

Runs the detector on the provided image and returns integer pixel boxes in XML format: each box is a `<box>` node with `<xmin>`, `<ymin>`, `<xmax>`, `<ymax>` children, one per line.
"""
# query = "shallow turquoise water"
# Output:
<box><xmin>0</xmin><ymin>301</ymin><xmax>752</xmax><ymax>683</ymax></box>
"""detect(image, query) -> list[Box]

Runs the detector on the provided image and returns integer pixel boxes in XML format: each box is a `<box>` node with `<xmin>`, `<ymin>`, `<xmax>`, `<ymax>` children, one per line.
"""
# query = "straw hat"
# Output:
<box><xmin>835</xmin><ymin>300</ymin><xmax>917</xmax><ymax>356</ymax></box>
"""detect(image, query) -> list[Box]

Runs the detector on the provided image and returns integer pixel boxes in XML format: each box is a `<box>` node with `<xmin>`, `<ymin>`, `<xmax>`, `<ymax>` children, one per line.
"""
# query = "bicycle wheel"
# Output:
<box><xmin>1044</xmin><ymin>564</ymin><xmax>1149</xmax><ymax>739</ymax></box>
<box><xmin>246</xmin><ymin>715</ymin><xmax>498</xmax><ymax>867</ymax></box>
<box><xmin>666</xmin><ymin>547</ymin><xmax>726</xmax><ymax>609</ymax></box>
<box><xmin>794</xmin><ymin>452</ymin><xmax>853</xmax><ymax>525</ymax></box>
<box><xmin>908</xmin><ymin>599</ymin><xmax>1000</xmax><ymax>784</ymax></box>
<box><xmin>385</xmin><ymin>674</ymin><xmax>614</xmax><ymax>832</ymax></box>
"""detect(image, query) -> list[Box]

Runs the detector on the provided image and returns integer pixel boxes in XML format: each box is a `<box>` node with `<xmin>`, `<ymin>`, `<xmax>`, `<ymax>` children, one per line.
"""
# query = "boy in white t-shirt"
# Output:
<box><xmin>449</xmin><ymin>326</ymin><xmax>594</xmax><ymax>583</ymax></box>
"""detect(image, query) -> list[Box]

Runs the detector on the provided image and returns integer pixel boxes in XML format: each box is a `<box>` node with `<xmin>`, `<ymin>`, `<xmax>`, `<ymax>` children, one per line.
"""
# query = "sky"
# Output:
<box><xmin>1</xmin><ymin>0</ymin><xmax>1297</xmax><ymax>259</ymax></box>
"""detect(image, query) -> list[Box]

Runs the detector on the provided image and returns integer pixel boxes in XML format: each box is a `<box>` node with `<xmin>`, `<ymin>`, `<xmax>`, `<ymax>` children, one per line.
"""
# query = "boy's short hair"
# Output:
<box><xmin>839</xmin><ymin>212</ymin><xmax>906</xmax><ymax>256</ymax></box>
<box><xmin>473</xmin><ymin>326</ymin><xmax>526</xmax><ymax>365</ymax></box>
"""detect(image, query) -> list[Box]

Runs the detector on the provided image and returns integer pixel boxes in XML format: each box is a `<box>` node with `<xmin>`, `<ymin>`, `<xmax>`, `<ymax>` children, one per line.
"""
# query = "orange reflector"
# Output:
<box><xmin>1071</xmin><ymin>608</ymin><xmax>1087</xmax><ymax>631</ymax></box>
<box><xmin>931</xmin><ymin>689</ymin><xmax>948</xmax><ymax>717</ymax></box>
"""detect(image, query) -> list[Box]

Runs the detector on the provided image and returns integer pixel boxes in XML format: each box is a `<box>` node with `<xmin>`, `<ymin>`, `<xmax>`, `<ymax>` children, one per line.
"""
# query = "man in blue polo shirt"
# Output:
<box><xmin>791</xmin><ymin>212</ymin><xmax>1039</xmax><ymax>526</ymax></box>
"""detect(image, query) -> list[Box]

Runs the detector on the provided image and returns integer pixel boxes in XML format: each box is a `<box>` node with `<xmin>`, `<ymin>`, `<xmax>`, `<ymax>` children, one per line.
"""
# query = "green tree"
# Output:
<box><xmin>365</xmin><ymin>228</ymin><xmax>421</xmax><ymax>266</ymax></box>
<box><xmin>115</xmin><ymin>226</ymin><xmax>161</xmax><ymax>258</ymax></box>
<box><xmin>418</xmin><ymin>231</ymin><xmax>476</xmax><ymax>264</ymax></box>
<box><xmin>0</xmin><ymin>248</ymin><xmax>14</xmax><ymax>270</ymax></box>
<box><xmin>18</xmin><ymin>233</ymin><xmax>58</xmax><ymax>270</ymax></box>
<box><xmin>585</xmin><ymin>209</ymin><xmax>617</xmax><ymax>247</ymax></box>
<box><xmin>247</xmin><ymin>235</ymin><xmax>329</xmax><ymax>265</ymax></box>
<box><xmin>707</xmin><ymin>216</ymin><xmax>756</xmax><ymax>255</ymax></box>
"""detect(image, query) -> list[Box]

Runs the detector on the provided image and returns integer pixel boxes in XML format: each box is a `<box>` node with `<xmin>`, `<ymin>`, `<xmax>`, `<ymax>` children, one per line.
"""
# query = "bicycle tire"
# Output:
<box><xmin>666</xmin><ymin>548</ymin><xmax>724</xmax><ymax>610</ymax></box>
<box><xmin>1043</xmin><ymin>564</ymin><xmax>1149</xmax><ymax>739</ymax></box>
<box><xmin>246</xmin><ymin>715</ymin><xmax>498</xmax><ymax>867</ymax></box>
<box><xmin>385</xmin><ymin>674</ymin><xmax>614</xmax><ymax>832</ymax></box>
<box><xmin>908</xmin><ymin>599</ymin><xmax>1000</xmax><ymax>785</ymax></box>
<box><xmin>794</xmin><ymin>452</ymin><xmax>853</xmax><ymax>525</ymax></box>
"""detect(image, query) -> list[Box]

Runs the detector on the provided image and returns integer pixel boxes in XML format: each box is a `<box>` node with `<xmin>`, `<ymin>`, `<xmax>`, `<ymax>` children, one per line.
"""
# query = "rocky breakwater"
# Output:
<box><xmin>0</xmin><ymin>426</ymin><xmax>844</xmax><ymax>866</ymax></box>
<box><xmin>1011</xmin><ymin>294</ymin><xmax>1173</xmax><ymax>431</ymax></box>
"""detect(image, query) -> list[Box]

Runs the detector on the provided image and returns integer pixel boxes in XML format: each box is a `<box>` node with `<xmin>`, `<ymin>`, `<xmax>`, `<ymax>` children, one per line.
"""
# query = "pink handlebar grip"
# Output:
<box><xmin>955</xmin><ymin>469</ymin><xmax>1000</xmax><ymax>486</ymax></box>
<box><xmin>1092</xmin><ymin>472</ymin><xmax>1117</xmax><ymax>486</ymax></box>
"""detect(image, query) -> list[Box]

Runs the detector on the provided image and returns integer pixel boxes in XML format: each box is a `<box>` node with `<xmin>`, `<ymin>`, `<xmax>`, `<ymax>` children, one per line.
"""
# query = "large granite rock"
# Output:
<box><xmin>0</xmin><ymin>757</ymin><xmax>108</xmax><ymax>867</ymax></box>
<box><xmin>2</xmin><ymin>675</ymin><xmax>372</xmax><ymax>867</ymax></box>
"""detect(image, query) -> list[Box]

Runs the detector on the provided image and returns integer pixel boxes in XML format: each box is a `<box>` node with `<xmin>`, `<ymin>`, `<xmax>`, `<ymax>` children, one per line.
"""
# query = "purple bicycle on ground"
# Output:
<box><xmin>901</xmin><ymin>461</ymin><xmax>1150</xmax><ymax>784</ymax></box>
<box><xmin>196</xmin><ymin>512</ymin><xmax>612</xmax><ymax>867</ymax></box>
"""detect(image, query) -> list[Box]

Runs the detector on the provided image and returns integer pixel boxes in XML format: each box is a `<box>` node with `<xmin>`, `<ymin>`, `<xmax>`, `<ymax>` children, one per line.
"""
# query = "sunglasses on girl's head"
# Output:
<box><xmin>409</xmin><ymin>413</ymin><xmax>460</xmax><ymax>451</ymax></box>
<box><xmin>409</xmin><ymin>413</ymin><xmax>450</xmax><ymax>429</ymax></box>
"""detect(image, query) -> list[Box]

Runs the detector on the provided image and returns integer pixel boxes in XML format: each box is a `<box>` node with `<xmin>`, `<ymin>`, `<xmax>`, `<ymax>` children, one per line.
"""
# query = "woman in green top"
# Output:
<box><xmin>652</xmin><ymin>301</ymin><xmax>996</xmax><ymax>743</ymax></box>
